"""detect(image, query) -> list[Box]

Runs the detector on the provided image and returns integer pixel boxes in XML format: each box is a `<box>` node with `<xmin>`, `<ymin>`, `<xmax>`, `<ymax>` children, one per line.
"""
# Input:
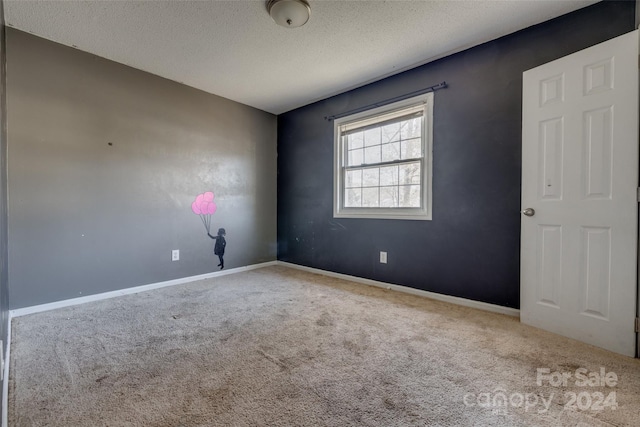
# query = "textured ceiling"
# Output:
<box><xmin>4</xmin><ymin>0</ymin><xmax>599</xmax><ymax>114</ymax></box>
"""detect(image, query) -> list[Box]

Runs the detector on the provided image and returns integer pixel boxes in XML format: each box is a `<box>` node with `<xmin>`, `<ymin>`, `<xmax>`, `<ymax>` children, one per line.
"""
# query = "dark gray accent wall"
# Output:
<box><xmin>7</xmin><ymin>29</ymin><xmax>277</xmax><ymax>309</ymax></box>
<box><xmin>277</xmin><ymin>1</ymin><xmax>636</xmax><ymax>309</ymax></box>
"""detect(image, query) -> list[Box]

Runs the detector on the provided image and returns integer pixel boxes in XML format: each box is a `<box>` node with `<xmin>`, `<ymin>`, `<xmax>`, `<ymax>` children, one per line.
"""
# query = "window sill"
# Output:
<box><xmin>333</xmin><ymin>207</ymin><xmax>432</xmax><ymax>221</ymax></box>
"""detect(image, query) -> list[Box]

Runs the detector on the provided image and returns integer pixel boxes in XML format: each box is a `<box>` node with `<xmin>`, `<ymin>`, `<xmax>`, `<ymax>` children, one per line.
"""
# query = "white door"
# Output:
<box><xmin>521</xmin><ymin>30</ymin><xmax>639</xmax><ymax>357</ymax></box>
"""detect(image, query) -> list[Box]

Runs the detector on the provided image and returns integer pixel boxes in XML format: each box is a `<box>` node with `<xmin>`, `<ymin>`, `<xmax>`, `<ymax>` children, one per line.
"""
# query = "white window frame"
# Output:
<box><xmin>333</xmin><ymin>92</ymin><xmax>433</xmax><ymax>220</ymax></box>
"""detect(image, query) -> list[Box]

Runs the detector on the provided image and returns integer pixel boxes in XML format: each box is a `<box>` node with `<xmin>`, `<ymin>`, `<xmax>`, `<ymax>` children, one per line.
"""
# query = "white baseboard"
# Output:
<box><xmin>277</xmin><ymin>261</ymin><xmax>520</xmax><ymax>317</ymax></box>
<box><xmin>10</xmin><ymin>259</ymin><xmax>518</xmax><ymax>319</ymax></box>
<box><xmin>2</xmin><ymin>312</ymin><xmax>11</xmax><ymax>427</ymax></box>
<box><xmin>10</xmin><ymin>261</ymin><xmax>278</xmax><ymax>318</ymax></box>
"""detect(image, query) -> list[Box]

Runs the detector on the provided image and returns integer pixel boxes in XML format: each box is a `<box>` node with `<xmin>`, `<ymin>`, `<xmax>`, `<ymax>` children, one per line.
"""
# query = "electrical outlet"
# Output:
<box><xmin>172</xmin><ymin>250</ymin><xmax>180</xmax><ymax>261</ymax></box>
<box><xmin>380</xmin><ymin>251</ymin><xmax>387</xmax><ymax>264</ymax></box>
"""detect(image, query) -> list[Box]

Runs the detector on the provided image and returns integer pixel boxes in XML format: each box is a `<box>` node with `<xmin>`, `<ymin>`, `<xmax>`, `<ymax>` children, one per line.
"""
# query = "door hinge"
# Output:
<box><xmin>636</xmin><ymin>318</ymin><xmax>640</xmax><ymax>333</ymax></box>
<box><xmin>637</xmin><ymin>187</ymin><xmax>640</xmax><ymax>202</ymax></box>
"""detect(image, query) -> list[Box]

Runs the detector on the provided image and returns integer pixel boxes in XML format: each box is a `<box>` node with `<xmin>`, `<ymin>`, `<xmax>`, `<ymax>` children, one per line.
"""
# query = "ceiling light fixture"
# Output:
<box><xmin>267</xmin><ymin>0</ymin><xmax>311</xmax><ymax>28</ymax></box>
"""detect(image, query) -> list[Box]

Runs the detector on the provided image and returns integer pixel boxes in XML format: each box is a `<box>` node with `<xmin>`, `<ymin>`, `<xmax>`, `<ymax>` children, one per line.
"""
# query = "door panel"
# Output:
<box><xmin>537</xmin><ymin>224</ymin><xmax>562</xmax><ymax>308</ymax></box>
<box><xmin>521</xmin><ymin>30</ymin><xmax>638</xmax><ymax>357</ymax></box>
<box><xmin>539</xmin><ymin>118</ymin><xmax>564</xmax><ymax>201</ymax></box>
<box><xmin>579</xmin><ymin>226</ymin><xmax>610</xmax><ymax>319</ymax></box>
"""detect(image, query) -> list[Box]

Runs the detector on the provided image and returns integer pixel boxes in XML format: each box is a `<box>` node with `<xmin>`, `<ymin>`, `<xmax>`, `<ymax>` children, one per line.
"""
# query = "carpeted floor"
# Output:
<box><xmin>9</xmin><ymin>266</ymin><xmax>640</xmax><ymax>426</ymax></box>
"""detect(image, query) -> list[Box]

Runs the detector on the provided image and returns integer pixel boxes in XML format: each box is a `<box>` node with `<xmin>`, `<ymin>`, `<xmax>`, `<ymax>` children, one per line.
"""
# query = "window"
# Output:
<box><xmin>333</xmin><ymin>93</ymin><xmax>433</xmax><ymax>220</ymax></box>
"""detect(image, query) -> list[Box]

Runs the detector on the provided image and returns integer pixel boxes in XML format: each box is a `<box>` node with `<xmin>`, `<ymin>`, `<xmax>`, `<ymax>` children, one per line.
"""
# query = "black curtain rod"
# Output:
<box><xmin>324</xmin><ymin>81</ymin><xmax>447</xmax><ymax>121</ymax></box>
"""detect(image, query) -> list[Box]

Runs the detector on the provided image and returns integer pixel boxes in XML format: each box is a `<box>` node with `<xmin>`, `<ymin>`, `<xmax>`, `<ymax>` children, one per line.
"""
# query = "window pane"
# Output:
<box><xmin>381</xmin><ymin>122</ymin><xmax>401</xmax><ymax>143</ymax></box>
<box><xmin>400</xmin><ymin>117</ymin><xmax>422</xmax><ymax>140</ymax></box>
<box><xmin>346</xmin><ymin>169</ymin><xmax>362</xmax><ymax>188</ymax></box>
<box><xmin>379</xmin><ymin>165</ymin><xmax>398</xmax><ymax>186</ymax></box>
<box><xmin>364</xmin><ymin>145</ymin><xmax>381</xmax><ymax>164</ymax></box>
<box><xmin>348</xmin><ymin>132</ymin><xmax>364</xmax><ymax>150</ymax></box>
<box><xmin>345</xmin><ymin>188</ymin><xmax>361</xmax><ymax>207</ymax></box>
<box><xmin>348</xmin><ymin>148</ymin><xmax>363</xmax><ymax>166</ymax></box>
<box><xmin>381</xmin><ymin>142</ymin><xmax>400</xmax><ymax>162</ymax></box>
<box><xmin>362</xmin><ymin>168</ymin><xmax>379</xmax><ymax>187</ymax></box>
<box><xmin>362</xmin><ymin>187</ymin><xmax>379</xmax><ymax>207</ymax></box>
<box><xmin>380</xmin><ymin>186</ymin><xmax>398</xmax><ymax>207</ymax></box>
<box><xmin>364</xmin><ymin>128</ymin><xmax>381</xmax><ymax>147</ymax></box>
<box><xmin>401</xmin><ymin>137</ymin><xmax>422</xmax><ymax>160</ymax></box>
<box><xmin>399</xmin><ymin>162</ymin><xmax>421</xmax><ymax>185</ymax></box>
<box><xmin>399</xmin><ymin>185</ymin><xmax>421</xmax><ymax>207</ymax></box>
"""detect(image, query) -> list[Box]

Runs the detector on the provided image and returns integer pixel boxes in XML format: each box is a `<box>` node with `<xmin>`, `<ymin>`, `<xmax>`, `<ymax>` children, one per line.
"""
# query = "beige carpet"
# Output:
<box><xmin>9</xmin><ymin>266</ymin><xmax>640</xmax><ymax>426</ymax></box>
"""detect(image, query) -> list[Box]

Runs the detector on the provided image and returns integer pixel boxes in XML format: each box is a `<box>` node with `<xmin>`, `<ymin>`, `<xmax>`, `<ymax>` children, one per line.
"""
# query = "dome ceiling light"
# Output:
<box><xmin>267</xmin><ymin>0</ymin><xmax>311</xmax><ymax>28</ymax></box>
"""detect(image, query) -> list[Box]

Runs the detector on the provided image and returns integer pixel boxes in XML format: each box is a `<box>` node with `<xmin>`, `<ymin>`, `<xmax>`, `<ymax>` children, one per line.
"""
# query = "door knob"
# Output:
<box><xmin>521</xmin><ymin>208</ymin><xmax>535</xmax><ymax>217</ymax></box>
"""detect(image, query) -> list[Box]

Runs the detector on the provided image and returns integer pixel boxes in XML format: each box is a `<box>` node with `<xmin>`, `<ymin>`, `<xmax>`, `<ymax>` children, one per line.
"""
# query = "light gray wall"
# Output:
<box><xmin>6</xmin><ymin>29</ymin><xmax>277</xmax><ymax>309</ymax></box>
<box><xmin>0</xmin><ymin>0</ymin><xmax>9</xmax><ymax>407</ymax></box>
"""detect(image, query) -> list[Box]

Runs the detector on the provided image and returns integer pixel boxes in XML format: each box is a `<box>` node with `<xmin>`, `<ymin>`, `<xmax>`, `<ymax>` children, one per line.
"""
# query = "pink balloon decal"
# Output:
<box><xmin>191</xmin><ymin>191</ymin><xmax>217</xmax><ymax>233</ymax></box>
<box><xmin>207</xmin><ymin>202</ymin><xmax>217</xmax><ymax>215</ymax></box>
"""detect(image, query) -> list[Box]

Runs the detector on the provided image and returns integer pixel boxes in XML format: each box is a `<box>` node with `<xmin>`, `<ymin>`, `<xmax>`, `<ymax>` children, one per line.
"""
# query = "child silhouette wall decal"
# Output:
<box><xmin>207</xmin><ymin>228</ymin><xmax>226</xmax><ymax>270</ymax></box>
<box><xmin>191</xmin><ymin>192</ymin><xmax>227</xmax><ymax>270</ymax></box>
